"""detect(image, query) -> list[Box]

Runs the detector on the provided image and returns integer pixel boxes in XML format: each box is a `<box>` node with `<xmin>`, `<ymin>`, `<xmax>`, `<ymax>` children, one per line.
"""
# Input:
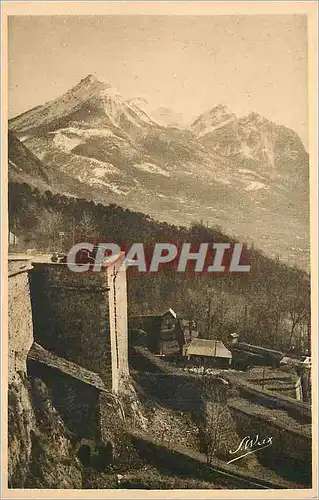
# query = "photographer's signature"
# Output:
<box><xmin>227</xmin><ymin>434</ymin><xmax>273</xmax><ymax>464</ymax></box>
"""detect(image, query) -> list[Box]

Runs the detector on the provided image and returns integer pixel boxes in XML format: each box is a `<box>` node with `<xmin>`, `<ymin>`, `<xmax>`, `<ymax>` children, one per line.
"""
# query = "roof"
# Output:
<box><xmin>162</xmin><ymin>308</ymin><xmax>177</xmax><ymax>318</ymax></box>
<box><xmin>129</xmin><ymin>311</ymin><xmax>176</xmax><ymax>331</ymax></box>
<box><xmin>185</xmin><ymin>339</ymin><xmax>232</xmax><ymax>359</ymax></box>
<box><xmin>28</xmin><ymin>342</ymin><xmax>107</xmax><ymax>392</ymax></box>
<box><xmin>130</xmin><ymin>315</ymin><xmax>161</xmax><ymax>320</ymax></box>
<box><xmin>233</xmin><ymin>342</ymin><xmax>284</xmax><ymax>361</ymax></box>
<box><xmin>129</xmin><ymin>316</ymin><xmax>163</xmax><ymax>332</ymax></box>
<box><xmin>130</xmin><ymin>308</ymin><xmax>176</xmax><ymax>321</ymax></box>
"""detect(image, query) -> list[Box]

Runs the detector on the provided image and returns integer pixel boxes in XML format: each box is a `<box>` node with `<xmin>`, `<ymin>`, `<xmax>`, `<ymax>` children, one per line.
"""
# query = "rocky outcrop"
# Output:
<box><xmin>8</xmin><ymin>374</ymin><xmax>83</xmax><ymax>488</ymax></box>
<box><xmin>8</xmin><ymin>258</ymin><xmax>82</xmax><ymax>488</ymax></box>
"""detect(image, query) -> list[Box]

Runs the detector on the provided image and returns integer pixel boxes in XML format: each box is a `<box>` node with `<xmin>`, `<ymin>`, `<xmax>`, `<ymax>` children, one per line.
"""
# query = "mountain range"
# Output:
<box><xmin>8</xmin><ymin>74</ymin><xmax>309</xmax><ymax>269</ymax></box>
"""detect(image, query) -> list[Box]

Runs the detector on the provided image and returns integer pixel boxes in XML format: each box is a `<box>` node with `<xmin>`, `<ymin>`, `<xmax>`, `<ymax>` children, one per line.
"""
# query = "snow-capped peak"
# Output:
<box><xmin>79</xmin><ymin>73</ymin><xmax>99</xmax><ymax>84</ymax></box>
<box><xmin>189</xmin><ymin>104</ymin><xmax>236</xmax><ymax>138</ymax></box>
<box><xmin>10</xmin><ymin>74</ymin><xmax>157</xmax><ymax>135</ymax></box>
<box><xmin>71</xmin><ymin>74</ymin><xmax>112</xmax><ymax>94</ymax></box>
<box><xmin>241</xmin><ymin>112</ymin><xmax>269</xmax><ymax>127</ymax></box>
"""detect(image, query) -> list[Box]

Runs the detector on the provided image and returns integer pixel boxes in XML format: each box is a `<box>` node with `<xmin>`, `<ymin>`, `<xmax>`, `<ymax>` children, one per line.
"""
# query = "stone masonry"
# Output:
<box><xmin>8</xmin><ymin>257</ymin><xmax>34</xmax><ymax>382</ymax></box>
<box><xmin>29</xmin><ymin>255</ymin><xmax>129</xmax><ymax>393</ymax></box>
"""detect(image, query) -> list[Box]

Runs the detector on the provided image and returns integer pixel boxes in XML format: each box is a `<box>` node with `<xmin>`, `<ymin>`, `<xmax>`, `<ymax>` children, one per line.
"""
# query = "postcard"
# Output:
<box><xmin>1</xmin><ymin>1</ymin><xmax>318</xmax><ymax>498</ymax></box>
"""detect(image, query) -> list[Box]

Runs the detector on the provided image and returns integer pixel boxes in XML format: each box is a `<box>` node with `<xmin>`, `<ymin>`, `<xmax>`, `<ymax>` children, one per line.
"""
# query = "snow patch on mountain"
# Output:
<box><xmin>98</xmin><ymin>86</ymin><xmax>121</xmax><ymax>98</ymax></box>
<box><xmin>134</xmin><ymin>162</ymin><xmax>171</xmax><ymax>177</ymax></box>
<box><xmin>87</xmin><ymin>178</ymin><xmax>130</xmax><ymax>195</ymax></box>
<box><xmin>189</xmin><ymin>105</ymin><xmax>236</xmax><ymax>138</ymax></box>
<box><xmin>52</xmin><ymin>132</ymin><xmax>82</xmax><ymax>152</ymax></box>
<box><xmin>9</xmin><ymin>160</ymin><xmax>22</xmax><ymax>171</ymax></box>
<box><xmin>75</xmin><ymin>167</ymin><xmax>128</xmax><ymax>193</ymax></box>
<box><xmin>149</xmin><ymin>106</ymin><xmax>185</xmax><ymax>128</ymax></box>
<box><xmin>103</xmin><ymin>183</ymin><xmax>129</xmax><ymax>196</ymax></box>
<box><xmin>56</xmin><ymin>126</ymin><xmax>123</xmax><ymax>140</ymax></box>
<box><xmin>174</xmin><ymin>196</ymin><xmax>187</xmax><ymax>204</ymax></box>
<box><xmin>125</xmin><ymin>99</ymin><xmax>157</xmax><ymax>126</ymax></box>
<box><xmin>244</xmin><ymin>181</ymin><xmax>269</xmax><ymax>192</ymax></box>
<box><xmin>239</xmin><ymin>143</ymin><xmax>255</xmax><ymax>160</ymax></box>
<box><xmin>93</xmin><ymin>164</ymin><xmax>119</xmax><ymax>177</ymax></box>
<box><xmin>197</xmin><ymin>117</ymin><xmax>236</xmax><ymax>138</ymax></box>
<box><xmin>238</xmin><ymin>168</ymin><xmax>264</xmax><ymax>178</ymax></box>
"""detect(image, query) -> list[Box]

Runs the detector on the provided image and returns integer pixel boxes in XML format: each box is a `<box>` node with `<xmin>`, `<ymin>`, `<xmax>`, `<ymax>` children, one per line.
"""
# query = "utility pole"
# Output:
<box><xmin>261</xmin><ymin>365</ymin><xmax>266</xmax><ymax>390</ymax></box>
<box><xmin>59</xmin><ymin>231</ymin><xmax>65</xmax><ymax>253</ymax></box>
<box><xmin>207</xmin><ymin>296</ymin><xmax>212</xmax><ymax>339</ymax></box>
<box><xmin>243</xmin><ymin>304</ymin><xmax>248</xmax><ymax>332</ymax></box>
<box><xmin>72</xmin><ymin>216</ymin><xmax>76</xmax><ymax>246</ymax></box>
<box><xmin>307</xmin><ymin>314</ymin><xmax>311</xmax><ymax>355</ymax></box>
<box><xmin>213</xmin><ymin>334</ymin><xmax>217</xmax><ymax>369</ymax></box>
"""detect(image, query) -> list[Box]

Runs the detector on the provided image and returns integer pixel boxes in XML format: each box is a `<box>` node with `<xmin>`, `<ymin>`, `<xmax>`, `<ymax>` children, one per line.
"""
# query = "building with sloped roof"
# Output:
<box><xmin>129</xmin><ymin>308</ymin><xmax>185</xmax><ymax>355</ymax></box>
<box><xmin>184</xmin><ymin>338</ymin><xmax>232</xmax><ymax>368</ymax></box>
<box><xmin>231</xmin><ymin>342</ymin><xmax>285</xmax><ymax>370</ymax></box>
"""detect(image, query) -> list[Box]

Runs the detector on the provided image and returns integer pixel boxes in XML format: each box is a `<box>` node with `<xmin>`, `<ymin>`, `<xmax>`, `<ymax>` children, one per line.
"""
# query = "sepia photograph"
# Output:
<box><xmin>2</xmin><ymin>1</ymin><xmax>318</xmax><ymax>497</ymax></box>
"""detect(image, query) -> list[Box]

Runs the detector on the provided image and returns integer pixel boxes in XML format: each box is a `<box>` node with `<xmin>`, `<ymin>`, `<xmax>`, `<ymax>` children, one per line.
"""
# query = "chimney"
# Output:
<box><xmin>230</xmin><ymin>332</ymin><xmax>239</xmax><ymax>346</ymax></box>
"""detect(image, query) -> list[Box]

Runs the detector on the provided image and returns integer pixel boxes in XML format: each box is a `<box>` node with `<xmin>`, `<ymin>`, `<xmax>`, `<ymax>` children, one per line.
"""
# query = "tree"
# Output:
<box><xmin>78</xmin><ymin>212</ymin><xmax>98</xmax><ymax>241</ymax></box>
<box><xmin>202</xmin><ymin>379</ymin><xmax>228</xmax><ymax>465</ymax></box>
<box><xmin>35</xmin><ymin>210</ymin><xmax>63</xmax><ymax>251</ymax></box>
<box><xmin>286</xmin><ymin>278</ymin><xmax>310</xmax><ymax>351</ymax></box>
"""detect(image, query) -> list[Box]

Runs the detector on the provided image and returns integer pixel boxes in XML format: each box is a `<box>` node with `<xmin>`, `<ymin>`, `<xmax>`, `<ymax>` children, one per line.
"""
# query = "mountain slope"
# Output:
<box><xmin>8</xmin><ymin>130</ymin><xmax>49</xmax><ymax>184</ymax></box>
<box><xmin>10</xmin><ymin>74</ymin><xmax>158</xmax><ymax>138</ymax></box>
<box><xmin>8</xmin><ymin>131</ymin><xmax>107</xmax><ymax>200</ymax></box>
<box><xmin>189</xmin><ymin>106</ymin><xmax>309</xmax><ymax>187</ymax></box>
<box><xmin>9</xmin><ymin>75</ymin><xmax>309</xmax><ymax>269</ymax></box>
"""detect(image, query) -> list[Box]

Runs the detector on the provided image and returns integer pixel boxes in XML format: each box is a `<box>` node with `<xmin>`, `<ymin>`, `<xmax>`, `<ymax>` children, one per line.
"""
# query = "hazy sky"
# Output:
<box><xmin>8</xmin><ymin>15</ymin><xmax>308</xmax><ymax>146</ymax></box>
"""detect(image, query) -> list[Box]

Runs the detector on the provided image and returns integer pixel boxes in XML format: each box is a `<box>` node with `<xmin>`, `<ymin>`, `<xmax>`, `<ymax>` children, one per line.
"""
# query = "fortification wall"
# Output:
<box><xmin>29</xmin><ymin>262</ymin><xmax>129</xmax><ymax>392</ymax></box>
<box><xmin>107</xmin><ymin>261</ymin><xmax>129</xmax><ymax>393</ymax></box>
<box><xmin>29</xmin><ymin>263</ymin><xmax>112</xmax><ymax>387</ymax></box>
<box><xmin>229</xmin><ymin>399</ymin><xmax>312</xmax><ymax>485</ymax></box>
<box><xmin>8</xmin><ymin>258</ymin><xmax>82</xmax><ymax>488</ymax></box>
<box><xmin>236</xmin><ymin>380</ymin><xmax>311</xmax><ymax>423</ymax></box>
<box><xmin>8</xmin><ymin>258</ymin><xmax>34</xmax><ymax>382</ymax></box>
<box><xmin>28</xmin><ymin>359</ymin><xmax>102</xmax><ymax>441</ymax></box>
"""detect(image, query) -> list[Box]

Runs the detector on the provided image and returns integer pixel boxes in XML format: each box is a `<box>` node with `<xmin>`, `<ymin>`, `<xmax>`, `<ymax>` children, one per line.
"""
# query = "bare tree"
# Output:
<box><xmin>286</xmin><ymin>279</ymin><xmax>310</xmax><ymax>351</ymax></box>
<box><xmin>36</xmin><ymin>210</ymin><xmax>63</xmax><ymax>251</ymax></box>
<box><xmin>202</xmin><ymin>381</ymin><xmax>228</xmax><ymax>465</ymax></box>
<box><xmin>78</xmin><ymin>212</ymin><xmax>98</xmax><ymax>241</ymax></box>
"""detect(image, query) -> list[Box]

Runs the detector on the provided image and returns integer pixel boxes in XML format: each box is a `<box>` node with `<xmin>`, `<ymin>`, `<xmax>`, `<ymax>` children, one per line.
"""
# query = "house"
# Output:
<box><xmin>184</xmin><ymin>338</ymin><xmax>232</xmax><ymax>368</ymax></box>
<box><xmin>8</xmin><ymin>230</ymin><xmax>19</xmax><ymax>247</ymax></box>
<box><xmin>129</xmin><ymin>308</ymin><xmax>184</xmax><ymax>355</ymax></box>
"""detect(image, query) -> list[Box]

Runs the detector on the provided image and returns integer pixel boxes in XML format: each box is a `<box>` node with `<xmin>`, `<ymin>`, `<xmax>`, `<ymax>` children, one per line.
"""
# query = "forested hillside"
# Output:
<box><xmin>9</xmin><ymin>182</ymin><xmax>310</xmax><ymax>354</ymax></box>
